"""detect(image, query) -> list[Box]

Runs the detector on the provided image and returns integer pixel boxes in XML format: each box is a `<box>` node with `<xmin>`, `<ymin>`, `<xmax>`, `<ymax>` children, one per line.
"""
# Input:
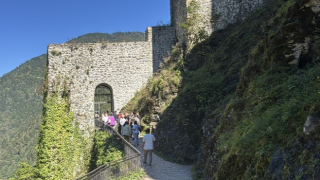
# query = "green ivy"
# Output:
<box><xmin>112</xmin><ymin>170</ymin><xmax>145</xmax><ymax>180</ymax></box>
<box><xmin>36</xmin><ymin>89</ymin><xmax>74</xmax><ymax>179</ymax></box>
<box><xmin>10</xmin><ymin>162</ymin><xmax>40</xmax><ymax>180</ymax></box>
<box><xmin>11</xmin><ymin>77</ymin><xmax>91</xmax><ymax>179</ymax></box>
<box><xmin>179</xmin><ymin>0</ymin><xmax>209</xmax><ymax>49</ymax></box>
<box><xmin>88</xmin><ymin>131</ymin><xmax>124</xmax><ymax>171</ymax></box>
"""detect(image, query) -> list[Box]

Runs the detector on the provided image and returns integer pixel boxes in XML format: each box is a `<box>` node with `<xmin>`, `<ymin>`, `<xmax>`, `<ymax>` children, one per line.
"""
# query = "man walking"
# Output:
<box><xmin>142</xmin><ymin>128</ymin><xmax>155</xmax><ymax>166</ymax></box>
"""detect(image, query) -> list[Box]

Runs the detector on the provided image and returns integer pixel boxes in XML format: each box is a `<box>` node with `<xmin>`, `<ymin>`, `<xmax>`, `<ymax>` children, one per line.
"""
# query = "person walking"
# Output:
<box><xmin>132</xmin><ymin>121</ymin><xmax>140</xmax><ymax>145</ymax></box>
<box><xmin>113</xmin><ymin>111</ymin><xmax>118</xmax><ymax>119</ymax></box>
<box><xmin>102</xmin><ymin>111</ymin><xmax>108</xmax><ymax>128</ymax></box>
<box><xmin>118</xmin><ymin>113</ymin><xmax>126</xmax><ymax>134</ymax></box>
<box><xmin>121</xmin><ymin>121</ymin><xmax>131</xmax><ymax>142</ymax></box>
<box><xmin>108</xmin><ymin>112</ymin><xmax>115</xmax><ymax>128</ymax></box>
<box><xmin>133</xmin><ymin>113</ymin><xmax>140</xmax><ymax>125</ymax></box>
<box><xmin>142</xmin><ymin>128</ymin><xmax>155</xmax><ymax>166</ymax></box>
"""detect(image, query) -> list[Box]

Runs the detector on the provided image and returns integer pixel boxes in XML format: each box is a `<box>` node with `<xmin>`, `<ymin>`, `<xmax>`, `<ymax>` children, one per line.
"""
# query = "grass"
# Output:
<box><xmin>112</xmin><ymin>170</ymin><xmax>145</xmax><ymax>180</ymax></box>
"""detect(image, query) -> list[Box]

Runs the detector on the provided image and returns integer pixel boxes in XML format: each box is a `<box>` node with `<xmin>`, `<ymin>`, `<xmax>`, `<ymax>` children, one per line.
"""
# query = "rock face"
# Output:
<box><xmin>153</xmin><ymin>0</ymin><xmax>270</xmax><ymax>162</ymax></box>
<box><xmin>304</xmin><ymin>115</ymin><xmax>320</xmax><ymax>135</ymax></box>
<box><xmin>196</xmin><ymin>0</ymin><xmax>320</xmax><ymax>179</ymax></box>
<box><xmin>155</xmin><ymin>0</ymin><xmax>320</xmax><ymax>179</ymax></box>
<box><xmin>264</xmin><ymin>138</ymin><xmax>320</xmax><ymax>180</ymax></box>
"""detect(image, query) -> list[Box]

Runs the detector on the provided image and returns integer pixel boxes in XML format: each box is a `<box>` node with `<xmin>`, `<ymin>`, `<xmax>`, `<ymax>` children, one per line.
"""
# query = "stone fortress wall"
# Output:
<box><xmin>148</xmin><ymin>26</ymin><xmax>176</xmax><ymax>71</ymax></box>
<box><xmin>47</xmin><ymin>0</ymin><xmax>266</xmax><ymax>130</ymax></box>
<box><xmin>170</xmin><ymin>0</ymin><xmax>266</xmax><ymax>42</ymax></box>
<box><xmin>47</xmin><ymin>27</ymin><xmax>175</xmax><ymax>130</ymax></box>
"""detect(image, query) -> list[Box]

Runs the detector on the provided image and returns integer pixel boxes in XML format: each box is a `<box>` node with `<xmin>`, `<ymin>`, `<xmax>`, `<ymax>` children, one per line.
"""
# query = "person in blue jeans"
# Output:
<box><xmin>132</xmin><ymin>121</ymin><xmax>140</xmax><ymax>145</ymax></box>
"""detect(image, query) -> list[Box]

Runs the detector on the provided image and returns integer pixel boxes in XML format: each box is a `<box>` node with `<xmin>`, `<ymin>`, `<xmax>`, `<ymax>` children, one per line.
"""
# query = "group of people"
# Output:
<box><xmin>100</xmin><ymin>111</ymin><xmax>155</xmax><ymax>166</ymax></box>
<box><xmin>101</xmin><ymin>111</ymin><xmax>141</xmax><ymax>145</ymax></box>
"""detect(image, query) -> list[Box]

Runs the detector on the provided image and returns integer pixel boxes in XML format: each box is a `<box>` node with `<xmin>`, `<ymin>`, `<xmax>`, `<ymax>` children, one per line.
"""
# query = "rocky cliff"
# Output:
<box><xmin>124</xmin><ymin>0</ymin><xmax>320</xmax><ymax>179</ymax></box>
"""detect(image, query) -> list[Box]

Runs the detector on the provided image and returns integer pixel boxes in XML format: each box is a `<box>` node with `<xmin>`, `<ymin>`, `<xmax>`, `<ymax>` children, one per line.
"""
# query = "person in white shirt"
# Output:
<box><xmin>119</xmin><ymin>114</ymin><xmax>126</xmax><ymax>126</ymax></box>
<box><xmin>142</xmin><ymin>128</ymin><xmax>156</xmax><ymax>166</ymax></box>
<box><xmin>102</xmin><ymin>111</ymin><xmax>108</xmax><ymax>127</ymax></box>
<box><xmin>118</xmin><ymin>113</ymin><xmax>126</xmax><ymax>134</ymax></box>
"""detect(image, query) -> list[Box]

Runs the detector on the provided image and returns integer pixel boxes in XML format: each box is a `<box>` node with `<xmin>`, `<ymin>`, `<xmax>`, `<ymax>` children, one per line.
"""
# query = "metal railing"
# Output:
<box><xmin>75</xmin><ymin>121</ymin><xmax>141</xmax><ymax>180</ymax></box>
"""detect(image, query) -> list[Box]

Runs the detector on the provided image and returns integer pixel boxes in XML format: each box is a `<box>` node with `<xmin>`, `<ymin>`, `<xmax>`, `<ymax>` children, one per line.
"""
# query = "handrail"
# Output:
<box><xmin>104</xmin><ymin>124</ymin><xmax>140</xmax><ymax>154</ymax></box>
<box><xmin>76</xmin><ymin>154</ymin><xmax>140</xmax><ymax>180</ymax></box>
<box><xmin>75</xmin><ymin>122</ymin><xmax>141</xmax><ymax>180</ymax></box>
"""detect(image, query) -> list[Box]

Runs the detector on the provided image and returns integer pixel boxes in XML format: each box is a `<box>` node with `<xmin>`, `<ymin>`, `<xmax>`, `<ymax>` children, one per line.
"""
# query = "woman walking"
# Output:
<box><xmin>132</xmin><ymin>121</ymin><xmax>140</xmax><ymax>145</ymax></box>
<box><xmin>108</xmin><ymin>112</ymin><xmax>115</xmax><ymax>128</ymax></box>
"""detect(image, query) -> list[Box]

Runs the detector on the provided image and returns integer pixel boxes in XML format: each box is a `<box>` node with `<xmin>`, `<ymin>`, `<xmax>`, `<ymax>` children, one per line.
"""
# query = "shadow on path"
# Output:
<box><xmin>128</xmin><ymin>137</ymin><xmax>193</xmax><ymax>180</ymax></box>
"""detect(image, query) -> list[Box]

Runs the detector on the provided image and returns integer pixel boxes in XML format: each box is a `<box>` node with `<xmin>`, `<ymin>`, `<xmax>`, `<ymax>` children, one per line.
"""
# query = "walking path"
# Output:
<box><xmin>129</xmin><ymin>137</ymin><xmax>193</xmax><ymax>180</ymax></box>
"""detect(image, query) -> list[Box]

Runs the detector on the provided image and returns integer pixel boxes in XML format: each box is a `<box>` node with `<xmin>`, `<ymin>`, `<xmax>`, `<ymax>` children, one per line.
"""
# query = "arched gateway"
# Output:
<box><xmin>94</xmin><ymin>84</ymin><xmax>113</xmax><ymax>117</ymax></box>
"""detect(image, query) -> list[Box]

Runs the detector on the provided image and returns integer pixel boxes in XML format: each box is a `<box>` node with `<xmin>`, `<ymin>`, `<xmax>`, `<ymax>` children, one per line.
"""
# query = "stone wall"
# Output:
<box><xmin>212</xmin><ymin>0</ymin><xmax>265</xmax><ymax>30</ymax></box>
<box><xmin>47</xmin><ymin>42</ymin><xmax>153</xmax><ymax>130</ymax></box>
<box><xmin>47</xmin><ymin>27</ymin><xmax>176</xmax><ymax>130</ymax></box>
<box><xmin>170</xmin><ymin>0</ymin><xmax>266</xmax><ymax>43</ymax></box>
<box><xmin>170</xmin><ymin>0</ymin><xmax>187</xmax><ymax>43</ymax></box>
<box><xmin>198</xmin><ymin>0</ymin><xmax>214</xmax><ymax>35</ymax></box>
<box><xmin>148</xmin><ymin>26</ymin><xmax>176</xmax><ymax>70</ymax></box>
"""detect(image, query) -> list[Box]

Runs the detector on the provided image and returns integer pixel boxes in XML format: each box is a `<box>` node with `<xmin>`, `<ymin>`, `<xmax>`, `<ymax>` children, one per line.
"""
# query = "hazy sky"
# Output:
<box><xmin>0</xmin><ymin>0</ymin><xmax>170</xmax><ymax>77</ymax></box>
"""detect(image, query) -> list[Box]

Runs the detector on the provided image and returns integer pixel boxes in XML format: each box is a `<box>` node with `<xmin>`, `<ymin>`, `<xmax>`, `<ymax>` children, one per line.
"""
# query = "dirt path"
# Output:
<box><xmin>129</xmin><ymin>137</ymin><xmax>193</xmax><ymax>180</ymax></box>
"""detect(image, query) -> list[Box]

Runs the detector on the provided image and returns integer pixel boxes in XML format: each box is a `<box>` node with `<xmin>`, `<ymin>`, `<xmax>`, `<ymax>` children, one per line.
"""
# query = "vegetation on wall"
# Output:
<box><xmin>11</xmin><ymin>76</ymin><xmax>124</xmax><ymax>179</ymax></box>
<box><xmin>88</xmin><ymin>131</ymin><xmax>124</xmax><ymax>171</ymax></box>
<box><xmin>10</xmin><ymin>77</ymin><xmax>87</xmax><ymax>179</ymax></box>
<box><xmin>179</xmin><ymin>0</ymin><xmax>209</xmax><ymax>50</ymax></box>
<box><xmin>37</xmin><ymin>79</ymin><xmax>81</xmax><ymax>179</ymax></box>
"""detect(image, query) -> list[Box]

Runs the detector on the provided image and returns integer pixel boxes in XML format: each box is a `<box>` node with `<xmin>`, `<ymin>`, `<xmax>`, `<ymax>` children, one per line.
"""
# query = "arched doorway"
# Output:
<box><xmin>94</xmin><ymin>84</ymin><xmax>113</xmax><ymax>123</ymax></box>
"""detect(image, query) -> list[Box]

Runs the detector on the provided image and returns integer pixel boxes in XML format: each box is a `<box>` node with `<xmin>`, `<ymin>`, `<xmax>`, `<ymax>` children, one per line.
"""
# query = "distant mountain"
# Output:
<box><xmin>0</xmin><ymin>31</ymin><xmax>145</xmax><ymax>179</ymax></box>
<box><xmin>67</xmin><ymin>32</ymin><xmax>145</xmax><ymax>43</ymax></box>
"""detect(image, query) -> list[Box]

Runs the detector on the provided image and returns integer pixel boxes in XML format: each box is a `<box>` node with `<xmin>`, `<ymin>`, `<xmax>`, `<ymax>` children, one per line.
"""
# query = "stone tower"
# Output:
<box><xmin>170</xmin><ymin>0</ymin><xmax>265</xmax><ymax>44</ymax></box>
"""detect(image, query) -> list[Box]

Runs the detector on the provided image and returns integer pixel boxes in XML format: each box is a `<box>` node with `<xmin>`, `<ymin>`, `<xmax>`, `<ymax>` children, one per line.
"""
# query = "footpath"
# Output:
<box><xmin>129</xmin><ymin>137</ymin><xmax>193</xmax><ymax>180</ymax></box>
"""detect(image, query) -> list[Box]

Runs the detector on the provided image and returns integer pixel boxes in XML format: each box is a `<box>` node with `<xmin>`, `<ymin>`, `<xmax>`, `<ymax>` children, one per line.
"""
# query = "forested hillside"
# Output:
<box><xmin>0</xmin><ymin>31</ymin><xmax>144</xmax><ymax>179</ymax></box>
<box><xmin>67</xmin><ymin>32</ymin><xmax>145</xmax><ymax>43</ymax></box>
<box><xmin>0</xmin><ymin>54</ymin><xmax>46</xmax><ymax>178</ymax></box>
<box><xmin>122</xmin><ymin>0</ymin><xmax>320</xmax><ymax>179</ymax></box>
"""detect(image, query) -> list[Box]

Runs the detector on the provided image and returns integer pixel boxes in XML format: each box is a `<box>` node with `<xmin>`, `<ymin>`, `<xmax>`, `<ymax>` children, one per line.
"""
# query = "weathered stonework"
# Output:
<box><xmin>211</xmin><ymin>0</ymin><xmax>265</xmax><ymax>30</ymax></box>
<box><xmin>170</xmin><ymin>0</ymin><xmax>266</xmax><ymax>43</ymax></box>
<box><xmin>147</xmin><ymin>26</ymin><xmax>176</xmax><ymax>71</ymax></box>
<box><xmin>170</xmin><ymin>0</ymin><xmax>187</xmax><ymax>43</ymax></box>
<box><xmin>48</xmin><ymin>27</ymin><xmax>175</xmax><ymax>130</ymax></box>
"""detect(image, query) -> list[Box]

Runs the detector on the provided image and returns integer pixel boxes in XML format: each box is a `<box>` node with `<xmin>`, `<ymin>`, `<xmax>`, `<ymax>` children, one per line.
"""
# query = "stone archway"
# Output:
<box><xmin>94</xmin><ymin>84</ymin><xmax>113</xmax><ymax>120</ymax></box>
